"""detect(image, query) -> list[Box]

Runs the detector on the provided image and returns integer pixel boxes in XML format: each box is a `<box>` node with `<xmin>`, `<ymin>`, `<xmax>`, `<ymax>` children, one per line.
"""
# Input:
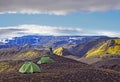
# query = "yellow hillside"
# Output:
<box><xmin>86</xmin><ymin>39</ymin><xmax>120</xmax><ymax>58</ymax></box>
<box><xmin>53</xmin><ymin>47</ymin><xmax>64</xmax><ymax>56</ymax></box>
<box><xmin>114</xmin><ymin>39</ymin><xmax>120</xmax><ymax>44</ymax></box>
<box><xmin>53</xmin><ymin>47</ymin><xmax>72</xmax><ymax>56</ymax></box>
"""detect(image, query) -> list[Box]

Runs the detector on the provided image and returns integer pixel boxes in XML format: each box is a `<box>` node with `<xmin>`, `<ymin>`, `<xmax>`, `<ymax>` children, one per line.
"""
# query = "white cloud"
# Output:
<box><xmin>95</xmin><ymin>31</ymin><xmax>120</xmax><ymax>37</ymax></box>
<box><xmin>0</xmin><ymin>25</ymin><xmax>82</xmax><ymax>39</ymax></box>
<box><xmin>0</xmin><ymin>0</ymin><xmax>120</xmax><ymax>15</ymax></box>
<box><xmin>0</xmin><ymin>25</ymin><xmax>120</xmax><ymax>40</ymax></box>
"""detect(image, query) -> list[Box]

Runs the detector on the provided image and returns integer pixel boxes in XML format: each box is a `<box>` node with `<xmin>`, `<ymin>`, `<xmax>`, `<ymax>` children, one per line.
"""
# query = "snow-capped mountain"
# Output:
<box><xmin>0</xmin><ymin>35</ymin><xmax>108</xmax><ymax>49</ymax></box>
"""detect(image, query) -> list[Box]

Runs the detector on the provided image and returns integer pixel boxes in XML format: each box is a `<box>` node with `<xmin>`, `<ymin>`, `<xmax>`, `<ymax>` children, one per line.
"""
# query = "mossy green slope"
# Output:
<box><xmin>86</xmin><ymin>39</ymin><xmax>120</xmax><ymax>58</ymax></box>
<box><xmin>0</xmin><ymin>61</ymin><xmax>22</xmax><ymax>73</ymax></box>
<box><xmin>53</xmin><ymin>47</ymin><xmax>72</xmax><ymax>56</ymax></box>
<box><xmin>16</xmin><ymin>50</ymin><xmax>47</xmax><ymax>59</ymax></box>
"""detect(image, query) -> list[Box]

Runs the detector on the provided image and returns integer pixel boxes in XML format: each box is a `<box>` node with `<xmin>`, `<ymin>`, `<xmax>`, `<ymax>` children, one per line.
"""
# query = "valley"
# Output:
<box><xmin>0</xmin><ymin>35</ymin><xmax>120</xmax><ymax>82</ymax></box>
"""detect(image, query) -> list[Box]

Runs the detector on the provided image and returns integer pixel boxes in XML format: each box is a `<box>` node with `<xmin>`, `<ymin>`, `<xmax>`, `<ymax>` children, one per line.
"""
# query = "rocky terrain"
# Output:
<box><xmin>0</xmin><ymin>36</ymin><xmax>120</xmax><ymax>82</ymax></box>
<box><xmin>0</xmin><ymin>54</ymin><xmax>120</xmax><ymax>82</ymax></box>
<box><xmin>92</xmin><ymin>58</ymin><xmax>120</xmax><ymax>72</ymax></box>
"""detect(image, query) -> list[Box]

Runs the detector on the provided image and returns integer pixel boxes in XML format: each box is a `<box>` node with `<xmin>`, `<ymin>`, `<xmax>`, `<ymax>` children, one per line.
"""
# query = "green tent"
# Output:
<box><xmin>19</xmin><ymin>62</ymin><xmax>40</xmax><ymax>73</ymax></box>
<box><xmin>37</xmin><ymin>56</ymin><xmax>54</xmax><ymax>64</ymax></box>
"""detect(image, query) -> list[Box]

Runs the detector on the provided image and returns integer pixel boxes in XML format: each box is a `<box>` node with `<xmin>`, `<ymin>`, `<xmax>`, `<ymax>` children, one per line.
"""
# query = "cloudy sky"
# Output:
<box><xmin>0</xmin><ymin>0</ymin><xmax>120</xmax><ymax>39</ymax></box>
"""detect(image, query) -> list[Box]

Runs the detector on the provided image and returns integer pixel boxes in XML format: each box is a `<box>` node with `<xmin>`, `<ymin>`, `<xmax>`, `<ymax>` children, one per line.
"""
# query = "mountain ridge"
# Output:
<box><xmin>0</xmin><ymin>35</ymin><xmax>108</xmax><ymax>46</ymax></box>
<box><xmin>86</xmin><ymin>39</ymin><xmax>120</xmax><ymax>58</ymax></box>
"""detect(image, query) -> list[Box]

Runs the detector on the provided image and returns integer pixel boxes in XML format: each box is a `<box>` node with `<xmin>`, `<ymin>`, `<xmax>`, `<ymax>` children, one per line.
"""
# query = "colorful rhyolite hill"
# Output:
<box><xmin>53</xmin><ymin>47</ymin><xmax>73</xmax><ymax>56</ymax></box>
<box><xmin>86</xmin><ymin>39</ymin><xmax>120</xmax><ymax>58</ymax></box>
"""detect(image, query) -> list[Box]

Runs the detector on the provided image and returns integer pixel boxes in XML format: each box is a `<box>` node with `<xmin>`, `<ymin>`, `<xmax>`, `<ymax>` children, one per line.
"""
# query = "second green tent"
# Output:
<box><xmin>37</xmin><ymin>56</ymin><xmax>54</xmax><ymax>64</ymax></box>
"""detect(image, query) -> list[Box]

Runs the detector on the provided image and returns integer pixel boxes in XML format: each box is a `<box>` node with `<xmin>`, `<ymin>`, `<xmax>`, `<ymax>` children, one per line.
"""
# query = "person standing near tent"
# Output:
<box><xmin>49</xmin><ymin>47</ymin><xmax>53</xmax><ymax>55</ymax></box>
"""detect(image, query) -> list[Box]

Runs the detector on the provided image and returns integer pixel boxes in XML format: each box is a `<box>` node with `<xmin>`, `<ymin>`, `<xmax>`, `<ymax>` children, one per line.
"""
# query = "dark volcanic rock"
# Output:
<box><xmin>0</xmin><ymin>55</ymin><xmax>120</xmax><ymax>82</ymax></box>
<box><xmin>92</xmin><ymin>58</ymin><xmax>120</xmax><ymax>72</ymax></box>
